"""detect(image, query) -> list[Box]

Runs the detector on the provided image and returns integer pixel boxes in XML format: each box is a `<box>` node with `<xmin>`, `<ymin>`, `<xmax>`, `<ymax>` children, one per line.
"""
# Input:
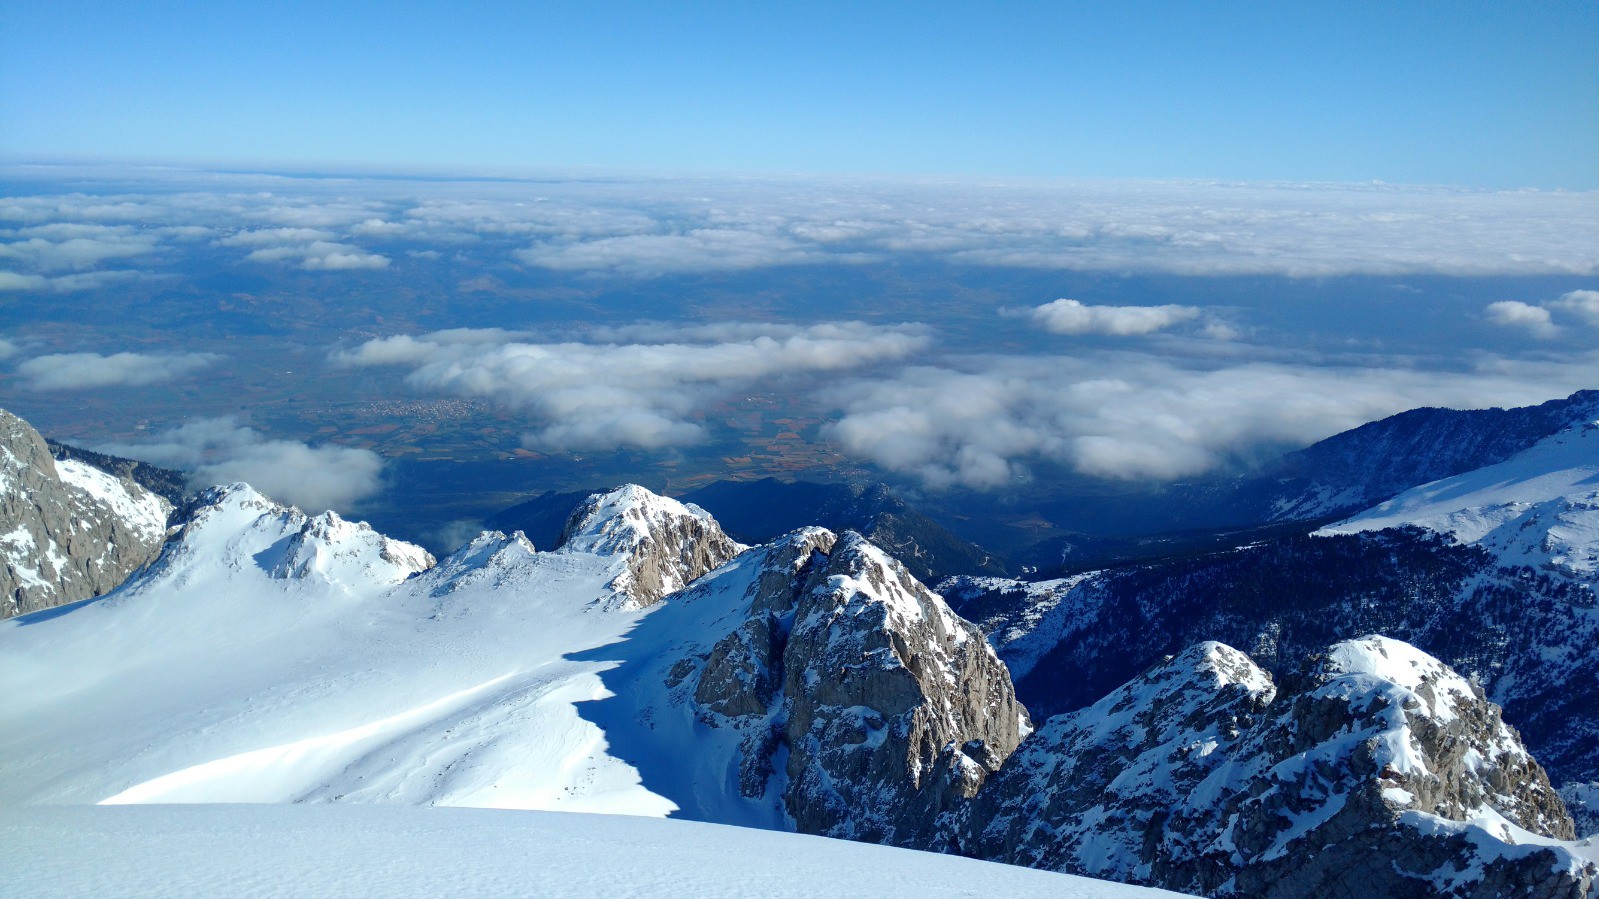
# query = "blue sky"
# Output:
<box><xmin>3</xmin><ymin>1</ymin><xmax>1595</xmax><ymax>188</ymax></box>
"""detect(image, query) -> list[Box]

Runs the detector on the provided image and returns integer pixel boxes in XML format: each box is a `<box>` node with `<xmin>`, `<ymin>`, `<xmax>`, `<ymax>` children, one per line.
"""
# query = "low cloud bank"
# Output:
<box><xmin>1484</xmin><ymin>301</ymin><xmax>1557</xmax><ymax>338</ymax></box>
<box><xmin>1550</xmin><ymin>289</ymin><xmax>1599</xmax><ymax>327</ymax></box>
<box><xmin>333</xmin><ymin>322</ymin><xmax>931</xmax><ymax>452</ymax></box>
<box><xmin>1020</xmin><ymin>298</ymin><xmax>1203</xmax><ymax>336</ymax></box>
<box><xmin>99</xmin><ymin>418</ymin><xmax>386</xmax><ymax>513</ymax></box>
<box><xmin>823</xmin><ymin>354</ymin><xmax>1595</xmax><ymax>488</ymax></box>
<box><xmin>16</xmin><ymin>351</ymin><xmax>221</xmax><ymax>390</ymax></box>
<box><xmin>1483</xmin><ymin>288</ymin><xmax>1599</xmax><ymax>338</ymax></box>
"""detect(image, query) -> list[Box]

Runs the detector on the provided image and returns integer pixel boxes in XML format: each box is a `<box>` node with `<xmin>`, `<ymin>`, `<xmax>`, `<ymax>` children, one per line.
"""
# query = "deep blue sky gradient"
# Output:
<box><xmin>3</xmin><ymin>1</ymin><xmax>1596</xmax><ymax>187</ymax></box>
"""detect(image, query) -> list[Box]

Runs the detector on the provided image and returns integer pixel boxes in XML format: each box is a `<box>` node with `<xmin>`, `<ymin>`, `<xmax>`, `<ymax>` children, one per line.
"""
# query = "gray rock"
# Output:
<box><xmin>1</xmin><ymin>408</ymin><xmax>171</xmax><ymax>618</ymax></box>
<box><xmin>679</xmin><ymin>527</ymin><xmax>1029</xmax><ymax>841</ymax></box>
<box><xmin>952</xmin><ymin>635</ymin><xmax>1596</xmax><ymax>898</ymax></box>
<box><xmin>558</xmin><ymin>484</ymin><xmax>744</xmax><ymax>606</ymax></box>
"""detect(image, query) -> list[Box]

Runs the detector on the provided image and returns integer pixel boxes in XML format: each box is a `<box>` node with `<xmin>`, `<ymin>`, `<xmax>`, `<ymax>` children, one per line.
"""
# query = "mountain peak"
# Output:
<box><xmin>159</xmin><ymin>482</ymin><xmax>433</xmax><ymax>592</ymax></box>
<box><xmin>557</xmin><ymin>484</ymin><xmax>744</xmax><ymax>606</ymax></box>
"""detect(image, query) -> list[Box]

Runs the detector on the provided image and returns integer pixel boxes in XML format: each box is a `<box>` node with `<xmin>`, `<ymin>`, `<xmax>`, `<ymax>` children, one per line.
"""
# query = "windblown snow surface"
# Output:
<box><xmin>0</xmin><ymin>483</ymin><xmax>687</xmax><ymax>813</ymax></box>
<box><xmin>1</xmin><ymin>805</ymin><xmax>1181</xmax><ymax>899</ymax></box>
<box><xmin>1320</xmin><ymin>421</ymin><xmax>1599</xmax><ymax>577</ymax></box>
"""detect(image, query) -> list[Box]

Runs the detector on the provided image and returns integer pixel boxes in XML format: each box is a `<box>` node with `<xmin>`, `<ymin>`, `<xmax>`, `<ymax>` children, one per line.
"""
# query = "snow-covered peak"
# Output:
<box><xmin>441</xmin><ymin>529</ymin><xmax>538</xmax><ymax>570</ymax></box>
<box><xmin>1277</xmin><ymin>635</ymin><xmax>1572</xmax><ymax>840</ymax></box>
<box><xmin>963</xmin><ymin>635</ymin><xmax>1590</xmax><ymax>895</ymax></box>
<box><xmin>266</xmin><ymin>510</ymin><xmax>434</xmax><ymax>586</ymax></box>
<box><xmin>557</xmin><ymin>484</ymin><xmax>745</xmax><ymax>606</ymax></box>
<box><xmin>1319</xmin><ymin>421</ymin><xmax>1599</xmax><ymax>579</ymax></box>
<box><xmin>1319</xmin><ymin>634</ymin><xmax>1479</xmax><ymax>722</ymax></box>
<box><xmin>156</xmin><ymin>482</ymin><xmax>433</xmax><ymax>591</ymax></box>
<box><xmin>558</xmin><ymin>484</ymin><xmax>716</xmax><ymax>553</ymax></box>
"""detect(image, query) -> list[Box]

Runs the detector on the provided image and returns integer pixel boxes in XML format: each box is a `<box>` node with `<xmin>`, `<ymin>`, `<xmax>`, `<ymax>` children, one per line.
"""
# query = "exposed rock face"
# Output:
<box><xmin>954</xmin><ymin>641</ymin><xmax>1277</xmax><ymax>882</ymax></box>
<box><xmin>1</xmin><ymin>408</ymin><xmax>172</xmax><ymax>618</ymax></box>
<box><xmin>780</xmin><ymin>533</ymin><xmax>1029</xmax><ymax>844</ymax></box>
<box><xmin>558</xmin><ymin>484</ymin><xmax>744</xmax><ymax>606</ymax></box>
<box><xmin>953</xmin><ymin>635</ymin><xmax>1595</xmax><ymax>898</ymax></box>
<box><xmin>682</xmin><ymin>528</ymin><xmax>1029</xmax><ymax>845</ymax></box>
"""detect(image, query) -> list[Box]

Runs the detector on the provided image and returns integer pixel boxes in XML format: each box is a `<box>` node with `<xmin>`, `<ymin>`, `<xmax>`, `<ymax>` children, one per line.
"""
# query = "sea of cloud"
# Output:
<box><xmin>3</xmin><ymin>167</ymin><xmax>1597</xmax><ymax>289</ymax></box>
<box><xmin>822</xmin><ymin>351</ymin><xmax>1599</xmax><ymax>487</ymax></box>
<box><xmin>4</xmin><ymin>165</ymin><xmax>1596</xmax><ymax>494</ymax></box>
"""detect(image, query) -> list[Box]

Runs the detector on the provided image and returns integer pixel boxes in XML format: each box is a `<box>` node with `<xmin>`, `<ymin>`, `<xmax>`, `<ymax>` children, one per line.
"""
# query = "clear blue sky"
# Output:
<box><xmin>3</xmin><ymin>1</ymin><xmax>1595</xmax><ymax>188</ymax></box>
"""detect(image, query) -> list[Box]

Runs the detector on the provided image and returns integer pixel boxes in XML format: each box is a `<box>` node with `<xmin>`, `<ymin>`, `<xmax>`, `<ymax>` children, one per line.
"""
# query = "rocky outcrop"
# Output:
<box><xmin>780</xmin><ymin>533</ymin><xmax>1029</xmax><ymax>844</ymax></box>
<box><xmin>951</xmin><ymin>635</ymin><xmax>1595</xmax><ymax>898</ymax></box>
<box><xmin>558</xmin><ymin>484</ymin><xmax>744</xmax><ymax>606</ymax></box>
<box><xmin>953</xmin><ymin>641</ymin><xmax>1277</xmax><ymax>881</ymax></box>
<box><xmin>1</xmin><ymin>408</ymin><xmax>172</xmax><ymax>618</ymax></box>
<box><xmin>681</xmin><ymin>528</ymin><xmax>1029</xmax><ymax>846</ymax></box>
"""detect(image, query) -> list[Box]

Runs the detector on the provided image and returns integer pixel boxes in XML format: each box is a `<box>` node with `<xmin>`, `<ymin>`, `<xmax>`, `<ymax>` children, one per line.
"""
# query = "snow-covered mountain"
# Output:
<box><xmin>942</xmin><ymin>636</ymin><xmax>1596</xmax><ymax>897</ymax></box>
<box><xmin>0</xmin><ymin>407</ymin><xmax>171</xmax><ymax>618</ymax></box>
<box><xmin>0</xmin><ymin>479</ymin><xmax>1025</xmax><ymax>840</ymax></box>
<box><xmin>1272</xmin><ymin>389</ymin><xmax>1599</xmax><ymax>521</ymax></box>
<box><xmin>7</xmin><ymin>390</ymin><xmax>1599</xmax><ymax>897</ymax></box>
<box><xmin>1320</xmin><ymin>419</ymin><xmax>1599</xmax><ymax>580</ymax></box>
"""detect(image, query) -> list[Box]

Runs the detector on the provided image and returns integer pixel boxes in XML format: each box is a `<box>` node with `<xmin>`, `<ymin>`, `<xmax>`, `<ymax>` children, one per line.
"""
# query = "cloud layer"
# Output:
<box><xmin>2</xmin><ymin>166</ymin><xmax>1596</xmax><ymax>285</ymax></box>
<box><xmin>1484</xmin><ymin>300</ymin><xmax>1558</xmax><ymax>337</ymax></box>
<box><xmin>822</xmin><ymin>353</ymin><xmax>1597</xmax><ymax>488</ymax></box>
<box><xmin>1550</xmin><ymin>289</ymin><xmax>1599</xmax><ymax>327</ymax></box>
<box><xmin>334</xmin><ymin>322</ymin><xmax>931</xmax><ymax>451</ymax></box>
<box><xmin>1023</xmin><ymin>298</ymin><xmax>1202</xmax><ymax>336</ymax></box>
<box><xmin>16</xmin><ymin>351</ymin><xmax>221</xmax><ymax>390</ymax></box>
<box><xmin>98</xmin><ymin>418</ymin><xmax>385</xmax><ymax>513</ymax></box>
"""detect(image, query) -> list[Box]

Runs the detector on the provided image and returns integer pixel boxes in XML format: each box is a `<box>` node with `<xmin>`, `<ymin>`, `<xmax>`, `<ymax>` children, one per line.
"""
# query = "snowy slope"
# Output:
<box><xmin>1320</xmin><ymin>421</ymin><xmax>1599</xmax><ymax>577</ymax></box>
<box><xmin>2</xmin><ymin>805</ymin><xmax>1183</xmax><ymax>899</ymax></box>
<box><xmin>0</xmin><ymin>484</ymin><xmax>702</xmax><ymax>813</ymax></box>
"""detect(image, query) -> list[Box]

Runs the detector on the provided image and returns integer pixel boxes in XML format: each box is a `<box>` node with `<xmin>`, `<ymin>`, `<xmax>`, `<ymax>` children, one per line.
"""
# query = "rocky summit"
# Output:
<box><xmin>557</xmin><ymin>484</ymin><xmax>745</xmax><ymax>607</ymax></box>
<box><xmin>948</xmin><ymin>636</ymin><xmax>1594</xmax><ymax>898</ymax></box>
<box><xmin>0</xmin><ymin>408</ymin><xmax>171</xmax><ymax>618</ymax></box>
<box><xmin>683</xmin><ymin>529</ymin><xmax>1029</xmax><ymax>844</ymax></box>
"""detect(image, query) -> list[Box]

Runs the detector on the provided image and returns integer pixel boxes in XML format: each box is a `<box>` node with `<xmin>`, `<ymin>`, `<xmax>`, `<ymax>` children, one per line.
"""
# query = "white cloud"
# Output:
<box><xmin>514</xmin><ymin>229</ymin><xmax>861</xmax><ymax>275</ymax></box>
<box><xmin>1021</xmin><ymin>298</ymin><xmax>1202</xmax><ymax>336</ymax></box>
<box><xmin>1550</xmin><ymin>289</ymin><xmax>1599</xmax><ymax>327</ymax></box>
<box><xmin>334</xmin><ymin>322</ymin><xmax>932</xmax><ymax>451</ymax></box>
<box><xmin>822</xmin><ymin>353</ymin><xmax>1597</xmax><ymax>488</ymax></box>
<box><xmin>0</xmin><ymin>269</ymin><xmax>152</xmax><ymax>292</ymax></box>
<box><xmin>1484</xmin><ymin>300</ymin><xmax>1558</xmax><ymax>338</ymax></box>
<box><xmin>97</xmin><ymin>418</ymin><xmax>385</xmax><ymax>513</ymax></box>
<box><xmin>217</xmin><ymin>228</ymin><xmax>390</xmax><ymax>270</ymax></box>
<box><xmin>0</xmin><ymin>338</ymin><xmax>16</xmax><ymax>360</ymax></box>
<box><xmin>0</xmin><ymin>271</ymin><xmax>48</xmax><ymax>291</ymax></box>
<box><xmin>0</xmin><ymin>224</ymin><xmax>160</xmax><ymax>271</ymax></box>
<box><xmin>16</xmin><ymin>351</ymin><xmax>221</xmax><ymax>390</ymax></box>
<box><xmin>8</xmin><ymin>166</ymin><xmax>1594</xmax><ymax>280</ymax></box>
